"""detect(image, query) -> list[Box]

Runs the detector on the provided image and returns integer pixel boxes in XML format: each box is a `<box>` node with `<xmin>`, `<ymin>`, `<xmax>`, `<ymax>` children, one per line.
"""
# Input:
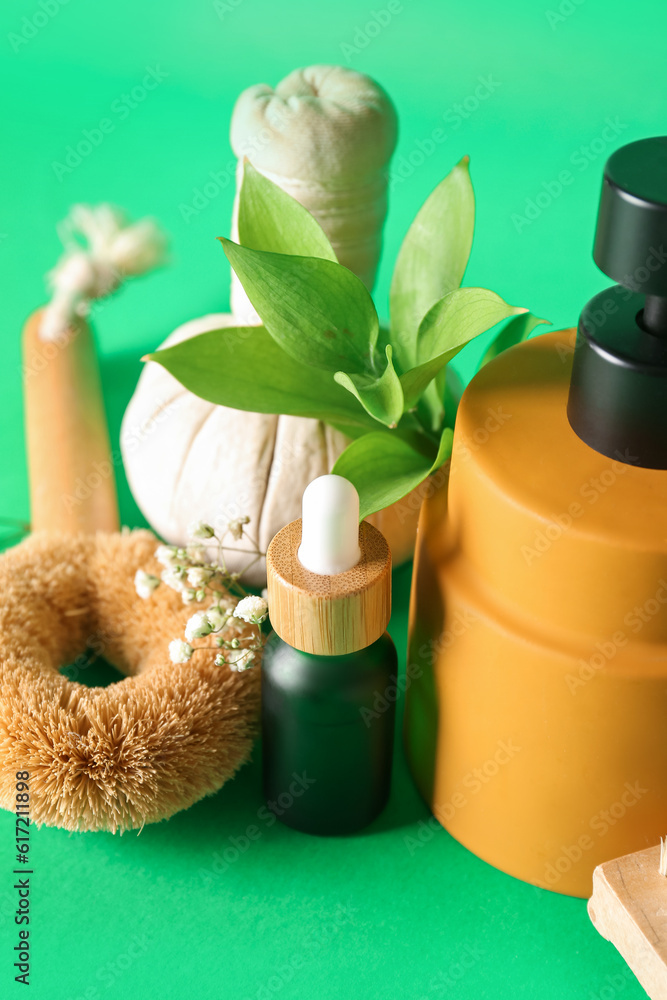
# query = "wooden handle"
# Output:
<box><xmin>589</xmin><ymin>845</ymin><xmax>667</xmax><ymax>1000</ymax></box>
<box><xmin>22</xmin><ymin>308</ymin><xmax>119</xmax><ymax>534</ymax></box>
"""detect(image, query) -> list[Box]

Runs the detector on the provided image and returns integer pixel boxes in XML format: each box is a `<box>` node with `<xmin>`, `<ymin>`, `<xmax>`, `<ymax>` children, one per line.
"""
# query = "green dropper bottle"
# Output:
<box><xmin>263</xmin><ymin>474</ymin><xmax>397</xmax><ymax>835</ymax></box>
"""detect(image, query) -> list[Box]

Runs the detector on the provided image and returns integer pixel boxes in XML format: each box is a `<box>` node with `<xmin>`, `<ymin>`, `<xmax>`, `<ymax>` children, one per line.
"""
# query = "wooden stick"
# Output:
<box><xmin>589</xmin><ymin>845</ymin><xmax>667</xmax><ymax>1000</ymax></box>
<box><xmin>22</xmin><ymin>308</ymin><xmax>119</xmax><ymax>535</ymax></box>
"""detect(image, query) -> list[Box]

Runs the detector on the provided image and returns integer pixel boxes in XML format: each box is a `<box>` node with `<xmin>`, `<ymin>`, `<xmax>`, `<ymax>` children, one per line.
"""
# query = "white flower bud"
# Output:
<box><xmin>169</xmin><ymin>639</ymin><xmax>194</xmax><ymax>664</ymax></box>
<box><xmin>186</xmin><ymin>543</ymin><xmax>206</xmax><ymax>563</ymax></box>
<box><xmin>187</xmin><ymin>567</ymin><xmax>213</xmax><ymax>588</ymax></box>
<box><xmin>234</xmin><ymin>595</ymin><xmax>269</xmax><ymax>625</ymax></box>
<box><xmin>225</xmin><ymin>616</ymin><xmax>245</xmax><ymax>635</ymax></box>
<box><xmin>185</xmin><ymin>611</ymin><xmax>213</xmax><ymax>642</ymax></box>
<box><xmin>155</xmin><ymin>544</ymin><xmax>178</xmax><ymax>568</ymax></box>
<box><xmin>228</xmin><ymin>649</ymin><xmax>256</xmax><ymax>672</ymax></box>
<box><xmin>228</xmin><ymin>515</ymin><xmax>250</xmax><ymax>541</ymax></box>
<box><xmin>207</xmin><ymin>606</ymin><xmax>231</xmax><ymax>632</ymax></box>
<box><xmin>162</xmin><ymin>568</ymin><xmax>186</xmax><ymax>591</ymax></box>
<box><xmin>188</xmin><ymin>520</ymin><xmax>215</xmax><ymax>540</ymax></box>
<box><xmin>134</xmin><ymin>569</ymin><xmax>160</xmax><ymax>599</ymax></box>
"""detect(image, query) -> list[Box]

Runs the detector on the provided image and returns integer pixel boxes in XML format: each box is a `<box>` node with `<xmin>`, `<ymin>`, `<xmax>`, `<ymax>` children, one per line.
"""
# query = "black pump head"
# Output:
<box><xmin>567</xmin><ymin>137</ymin><xmax>667</xmax><ymax>469</ymax></box>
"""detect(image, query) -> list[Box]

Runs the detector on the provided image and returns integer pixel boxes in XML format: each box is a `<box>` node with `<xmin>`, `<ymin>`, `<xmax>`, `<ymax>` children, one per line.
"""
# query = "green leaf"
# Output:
<box><xmin>220</xmin><ymin>238</ymin><xmax>379</xmax><ymax>374</ymax></box>
<box><xmin>431</xmin><ymin>425</ymin><xmax>454</xmax><ymax>471</ymax></box>
<box><xmin>146</xmin><ymin>326</ymin><xmax>378</xmax><ymax>431</ymax></box>
<box><xmin>237</xmin><ymin>161</ymin><xmax>337</xmax><ymax>261</ymax></box>
<box><xmin>399</xmin><ymin>288</ymin><xmax>524</xmax><ymax>410</ymax></box>
<box><xmin>332</xmin><ymin>425</ymin><xmax>454</xmax><ymax>520</ymax></box>
<box><xmin>480</xmin><ymin>311</ymin><xmax>550</xmax><ymax>366</ymax></box>
<box><xmin>443</xmin><ymin>367</ymin><xmax>465</xmax><ymax>427</ymax></box>
<box><xmin>390</xmin><ymin>156</ymin><xmax>475</xmax><ymax>371</ymax></box>
<box><xmin>333</xmin><ymin>434</ymin><xmax>433</xmax><ymax>520</ymax></box>
<box><xmin>334</xmin><ymin>346</ymin><xmax>404</xmax><ymax>428</ymax></box>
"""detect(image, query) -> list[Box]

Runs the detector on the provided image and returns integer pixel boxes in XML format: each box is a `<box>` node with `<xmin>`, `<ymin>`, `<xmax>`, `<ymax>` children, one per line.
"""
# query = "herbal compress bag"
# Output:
<box><xmin>121</xmin><ymin>65</ymin><xmax>410</xmax><ymax>585</ymax></box>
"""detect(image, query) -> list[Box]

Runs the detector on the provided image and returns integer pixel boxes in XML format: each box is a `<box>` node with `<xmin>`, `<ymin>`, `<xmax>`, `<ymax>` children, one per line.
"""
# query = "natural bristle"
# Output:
<box><xmin>0</xmin><ymin>530</ymin><xmax>260</xmax><ymax>833</ymax></box>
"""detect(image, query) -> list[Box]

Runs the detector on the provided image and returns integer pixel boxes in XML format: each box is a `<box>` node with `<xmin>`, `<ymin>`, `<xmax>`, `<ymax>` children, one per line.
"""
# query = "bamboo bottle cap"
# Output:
<box><xmin>266</xmin><ymin>519</ymin><xmax>392</xmax><ymax>656</ymax></box>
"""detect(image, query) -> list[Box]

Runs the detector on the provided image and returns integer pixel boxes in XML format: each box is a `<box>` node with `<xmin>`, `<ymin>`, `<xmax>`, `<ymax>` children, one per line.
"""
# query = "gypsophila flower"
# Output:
<box><xmin>186</xmin><ymin>543</ymin><xmax>206</xmax><ymax>563</ymax></box>
<box><xmin>228</xmin><ymin>649</ymin><xmax>255</xmax><ymax>671</ymax></box>
<box><xmin>188</xmin><ymin>520</ymin><xmax>215</xmax><ymax>540</ymax></box>
<box><xmin>184</xmin><ymin>611</ymin><xmax>212</xmax><ymax>642</ymax></box>
<box><xmin>218</xmin><ymin>594</ymin><xmax>237</xmax><ymax>611</ymax></box>
<box><xmin>162</xmin><ymin>568</ymin><xmax>186</xmax><ymax>591</ymax></box>
<box><xmin>187</xmin><ymin>566</ymin><xmax>213</xmax><ymax>588</ymax></box>
<box><xmin>225</xmin><ymin>616</ymin><xmax>245</xmax><ymax>635</ymax></box>
<box><xmin>234</xmin><ymin>595</ymin><xmax>269</xmax><ymax>625</ymax></box>
<box><xmin>228</xmin><ymin>516</ymin><xmax>250</xmax><ymax>541</ymax></box>
<box><xmin>207</xmin><ymin>606</ymin><xmax>231</xmax><ymax>632</ymax></box>
<box><xmin>138</xmin><ymin>511</ymin><xmax>266</xmax><ymax>672</ymax></box>
<box><xmin>134</xmin><ymin>569</ymin><xmax>160</xmax><ymax>599</ymax></box>
<box><xmin>155</xmin><ymin>545</ymin><xmax>177</xmax><ymax>568</ymax></box>
<box><xmin>169</xmin><ymin>639</ymin><xmax>194</xmax><ymax>664</ymax></box>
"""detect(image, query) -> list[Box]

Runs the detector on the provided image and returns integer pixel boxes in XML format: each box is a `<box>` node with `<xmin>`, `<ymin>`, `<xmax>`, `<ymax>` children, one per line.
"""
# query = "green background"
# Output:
<box><xmin>0</xmin><ymin>0</ymin><xmax>663</xmax><ymax>996</ymax></box>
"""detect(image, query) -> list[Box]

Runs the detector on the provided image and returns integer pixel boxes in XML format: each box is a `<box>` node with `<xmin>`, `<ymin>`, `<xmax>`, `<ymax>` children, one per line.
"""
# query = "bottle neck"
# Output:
<box><xmin>641</xmin><ymin>294</ymin><xmax>667</xmax><ymax>338</ymax></box>
<box><xmin>567</xmin><ymin>286</ymin><xmax>667</xmax><ymax>470</ymax></box>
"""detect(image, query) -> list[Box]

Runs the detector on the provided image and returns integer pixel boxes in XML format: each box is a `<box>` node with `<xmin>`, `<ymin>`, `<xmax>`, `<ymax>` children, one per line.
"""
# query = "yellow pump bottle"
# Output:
<box><xmin>405</xmin><ymin>137</ymin><xmax>667</xmax><ymax>898</ymax></box>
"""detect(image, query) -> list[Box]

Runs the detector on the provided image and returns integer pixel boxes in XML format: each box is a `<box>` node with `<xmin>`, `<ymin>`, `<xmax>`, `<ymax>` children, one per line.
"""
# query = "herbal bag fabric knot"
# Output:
<box><xmin>229</xmin><ymin>63</ymin><xmax>397</xmax><ymax>323</ymax></box>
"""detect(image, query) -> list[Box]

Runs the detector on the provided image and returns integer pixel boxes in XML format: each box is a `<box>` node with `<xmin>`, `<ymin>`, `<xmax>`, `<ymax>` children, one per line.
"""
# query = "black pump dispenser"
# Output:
<box><xmin>567</xmin><ymin>136</ymin><xmax>667</xmax><ymax>469</ymax></box>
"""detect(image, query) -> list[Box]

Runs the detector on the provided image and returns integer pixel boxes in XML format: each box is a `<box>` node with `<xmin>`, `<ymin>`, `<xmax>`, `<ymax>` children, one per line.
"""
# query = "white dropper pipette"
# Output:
<box><xmin>297</xmin><ymin>474</ymin><xmax>362</xmax><ymax>575</ymax></box>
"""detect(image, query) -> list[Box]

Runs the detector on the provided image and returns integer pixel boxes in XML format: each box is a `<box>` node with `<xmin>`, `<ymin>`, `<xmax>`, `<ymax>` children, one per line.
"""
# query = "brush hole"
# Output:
<box><xmin>60</xmin><ymin>650</ymin><xmax>124</xmax><ymax>688</ymax></box>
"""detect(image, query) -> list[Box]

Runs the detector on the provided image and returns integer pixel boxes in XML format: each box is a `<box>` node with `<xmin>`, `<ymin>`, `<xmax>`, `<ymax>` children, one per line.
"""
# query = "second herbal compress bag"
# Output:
<box><xmin>121</xmin><ymin>66</ymin><xmax>409</xmax><ymax>585</ymax></box>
